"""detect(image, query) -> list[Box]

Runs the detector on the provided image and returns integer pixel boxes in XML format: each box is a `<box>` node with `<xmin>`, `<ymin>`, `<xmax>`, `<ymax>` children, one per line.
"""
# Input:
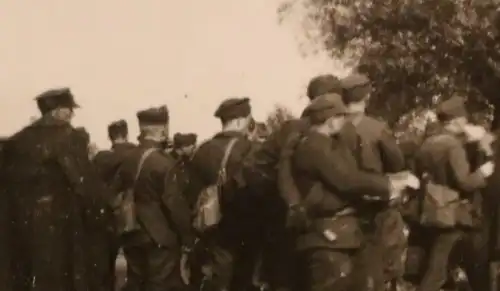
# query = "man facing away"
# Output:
<box><xmin>239</xmin><ymin>74</ymin><xmax>344</xmax><ymax>291</ymax></box>
<box><xmin>170</xmin><ymin>132</ymin><xmax>198</xmax><ymax>207</ymax></box>
<box><xmin>188</xmin><ymin>97</ymin><xmax>255</xmax><ymax>291</ymax></box>
<box><xmin>414</xmin><ymin>95</ymin><xmax>494</xmax><ymax>291</ymax></box>
<box><xmin>93</xmin><ymin>119</ymin><xmax>137</xmax><ymax>291</ymax></box>
<box><xmin>3</xmin><ymin>88</ymin><xmax>91</xmax><ymax>291</ymax></box>
<box><xmin>289</xmin><ymin>93</ymin><xmax>416</xmax><ymax>291</ymax></box>
<box><xmin>338</xmin><ymin>73</ymin><xmax>407</xmax><ymax>291</ymax></box>
<box><xmin>113</xmin><ymin>105</ymin><xmax>194</xmax><ymax>291</ymax></box>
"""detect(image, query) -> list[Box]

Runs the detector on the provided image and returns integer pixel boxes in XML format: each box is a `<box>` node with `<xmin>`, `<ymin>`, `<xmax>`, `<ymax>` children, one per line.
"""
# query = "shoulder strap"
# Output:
<box><xmin>218</xmin><ymin>138</ymin><xmax>238</xmax><ymax>183</ymax></box>
<box><xmin>133</xmin><ymin>148</ymin><xmax>156</xmax><ymax>186</ymax></box>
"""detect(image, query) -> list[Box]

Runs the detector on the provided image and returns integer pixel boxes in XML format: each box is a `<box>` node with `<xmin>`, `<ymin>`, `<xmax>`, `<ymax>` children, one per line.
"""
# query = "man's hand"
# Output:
<box><xmin>478</xmin><ymin>161</ymin><xmax>495</xmax><ymax>177</ymax></box>
<box><xmin>462</xmin><ymin>124</ymin><xmax>487</xmax><ymax>142</ymax></box>
<box><xmin>479</xmin><ymin>133</ymin><xmax>495</xmax><ymax>156</ymax></box>
<box><xmin>388</xmin><ymin>171</ymin><xmax>420</xmax><ymax>190</ymax></box>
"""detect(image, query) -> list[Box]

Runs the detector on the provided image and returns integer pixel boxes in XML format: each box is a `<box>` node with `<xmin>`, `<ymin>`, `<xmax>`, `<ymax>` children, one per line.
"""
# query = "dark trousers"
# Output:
<box><xmin>461</xmin><ymin>228</ymin><xmax>491</xmax><ymax>291</ymax></box>
<box><xmin>417</xmin><ymin>230</ymin><xmax>463</xmax><ymax>291</ymax></box>
<box><xmin>260</xmin><ymin>233</ymin><xmax>298</xmax><ymax>291</ymax></box>
<box><xmin>86</xmin><ymin>230</ymin><xmax>119</xmax><ymax>291</ymax></box>
<box><xmin>122</xmin><ymin>242</ymin><xmax>183</xmax><ymax>291</ymax></box>
<box><xmin>107</xmin><ymin>234</ymin><xmax>120</xmax><ymax>290</ymax></box>
<box><xmin>191</xmin><ymin>232</ymin><xmax>236</xmax><ymax>291</ymax></box>
<box><xmin>298</xmin><ymin>249</ymin><xmax>355</xmax><ymax>291</ymax></box>
<box><xmin>230</xmin><ymin>240</ymin><xmax>262</xmax><ymax>291</ymax></box>
<box><xmin>352</xmin><ymin>208</ymin><xmax>407</xmax><ymax>291</ymax></box>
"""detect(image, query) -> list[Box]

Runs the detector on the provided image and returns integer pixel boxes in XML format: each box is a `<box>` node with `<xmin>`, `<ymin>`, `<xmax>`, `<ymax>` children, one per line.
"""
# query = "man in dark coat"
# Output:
<box><xmin>0</xmin><ymin>137</ymin><xmax>11</xmax><ymax>289</ymax></box>
<box><xmin>93</xmin><ymin>120</ymin><xmax>137</xmax><ymax>291</ymax></box>
<box><xmin>170</xmin><ymin>133</ymin><xmax>197</xmax><ymax>206</ymax></box>
<box><xmin>339</xmin><ymin>73</ymin><xmax>407</xmax><ymax>291</ymax></box>
<box><xmin>188</xmin><ymin>97</ymin><xmax>255</xmax><ymax>291</ymax></box>
<box><xmin>2</xmin><ymin>88</ymin><xmax>90</xmax><ymax>291</ymax></box>
<box><xmin>70</xmin><ymin>126</ymin><xmax>116</xmax><ymax>291</ymax></box>
<box><xmin>239</xmin><ymin>74</ymin><xmax>344</xmax><ymax>291</ymax></box>
<box><xmin>113</xmin><ymin>105</ymin><xmax>194</xmax><ymax>291</ymax></box>
<box><xmin>289</xmin><ymin>93</ymin><xmax>412</xmax><ymax>291</ymax></box>
<box><xmin>413</xmin><ymin>95</ymin><xmax>494</xmax><ymax>291</ymax></box>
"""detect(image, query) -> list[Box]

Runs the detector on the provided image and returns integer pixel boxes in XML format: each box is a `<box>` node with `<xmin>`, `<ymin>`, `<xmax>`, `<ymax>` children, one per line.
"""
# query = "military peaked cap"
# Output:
<box><xmin>302</xmin><ymin>93</ymin><xmax>347</xmax><ymax>124</ymax></box>
<box><xmin>35</xmin><ymin>87</ymin><xmax>79</xmax><ymax>114</ymax></box>
<box><xmin>108</xmin><ymin>119</ymin><xmax>128</xmax><ymax>139</ymax></box>
<box><xmin>306</xmin><ymin>74</ymin><xmax>342</xmax><ymax>100</ymax></box>
<box><xmin>136</xmin><ymin>105</ymin><xmax>169</xmax><ymax>125</ymax></box>
<box><xmin>341</xmin><ymin>73</ymin><xmax>371</xmax><ymax>90</ymax></box>
<box><xmin>214</xmin><ymin>97</ymin><xmax>251</xmax><ymax>121</ymax></box>
<box><xmin>436</xmin><ymin>95</ymin><xmax>467</xmax><ymax>121</ymax></box>
<box><xmin>341</xmin><ymin>73</ymin><xmax>372</xmax><ymax>103</ymax></box>
<box><xmin>173</xmin><ymin>133</ymin><xmax>197</xmax><ymax>148</ymax></box>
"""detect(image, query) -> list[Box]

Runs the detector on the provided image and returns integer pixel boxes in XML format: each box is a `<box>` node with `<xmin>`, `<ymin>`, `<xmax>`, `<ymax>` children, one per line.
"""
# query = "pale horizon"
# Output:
<box><xmin>0</xmin><ymin>0</ymin><xmax>348</xmax><ymax>148</ymax></box>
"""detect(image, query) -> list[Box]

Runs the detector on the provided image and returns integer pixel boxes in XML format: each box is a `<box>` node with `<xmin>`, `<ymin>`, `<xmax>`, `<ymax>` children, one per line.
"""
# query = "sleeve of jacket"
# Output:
<box><xmin>300</xmin><ymin>137</ymin><xmax>391</xmax><ymax>200</ymax></box>
<box><xmin>161</xmin><ymin>157</ymin><xmax>195</xmax><ymax>247</ymax></box>
<box><xmin>53</xmin><ymin>129</ymin><xmax>88</xmax><ymax>196</ymax></box>
<box><xmin>240</xmin><ymin>119</ymin><xmax>307</xmax><ymax>188</ymax></box>
<box><xmin>448</xmin><ymin>144</ymin><xmax>487</xmax><ymax>192</ymax></box>
<box><xmin>240</xmin><ymin>128</ymin><xmax>282</xmax><ymax>187</ymax></box>
<box><xmin>378</xmin><ymin>127</ymin><xmax>406</xmax><ymax>173</ymax></box>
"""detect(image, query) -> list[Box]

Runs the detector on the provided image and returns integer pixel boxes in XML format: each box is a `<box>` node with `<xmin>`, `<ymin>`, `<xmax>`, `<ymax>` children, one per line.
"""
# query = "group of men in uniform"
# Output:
<box><xmin>0</xmin><ymin>71</ymin><xmax>498</xmax><ymax>291</ymax></box>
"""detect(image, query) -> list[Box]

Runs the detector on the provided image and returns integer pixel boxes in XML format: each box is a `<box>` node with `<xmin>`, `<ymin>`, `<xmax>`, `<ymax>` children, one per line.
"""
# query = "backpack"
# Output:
<box><xmin>112</xmin><ymin>148</ymin><xmax>156</xmax><ymax>235</ymax></box>
<box><xmin>193</xmin><ymin>138</ymin><xmax>238</xmax><ymax>233</ymax></box>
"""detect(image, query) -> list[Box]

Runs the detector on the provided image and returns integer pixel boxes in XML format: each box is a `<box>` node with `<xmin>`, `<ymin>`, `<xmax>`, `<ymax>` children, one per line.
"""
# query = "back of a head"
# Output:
<box><xmin>302</xmin><ymin>93</ymin><xmax>347</xmax><ymax>125</ymax></box>
<box><xmin>108</xmin><ymin>119</ymin><xmax>128</xmax><ymax>141</ymax></box>
<box><xmin>340</xmin><ymin>73</ymin><xmax>372</xmax><ymax>108</ymax></box>
<box><xmin>136</xmin><ymin>105</ymin><xmax>169</xmax><ymax>142</ymax></box>
<box><xmin>306</xmin><ymin>74</ymin><xmax>342</xmax><ymax>101</ymax></box>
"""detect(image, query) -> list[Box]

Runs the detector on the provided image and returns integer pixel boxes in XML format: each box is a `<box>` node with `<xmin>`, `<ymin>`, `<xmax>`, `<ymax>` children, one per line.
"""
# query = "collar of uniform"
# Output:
<box><xmin>33</xmin><ymin>115</ymin><xmax>69</xmax><ymax>127</ymax></box>
<box><xmin>308</xmin><ymin>130</ymin><xmax>333</xmax><ymax>145</ymax></box>
<box><xmin>139</xmin><ymin>139</ymin><xmax>163</xmax><ymax>149</ymax></box>
<box><xmin>112</xmin><ymin>142</ymin><xmax>135</xmax><ymax>151</ymax></box>
<box><xmin>213</xmin><ymin>130</ymin><xmax>245</xmax><ymax>139</ymax></box>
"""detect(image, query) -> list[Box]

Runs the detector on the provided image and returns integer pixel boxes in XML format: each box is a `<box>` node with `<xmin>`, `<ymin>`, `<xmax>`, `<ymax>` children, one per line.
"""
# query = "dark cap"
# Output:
<box><xmin>137</xmin><ymin>105</ymin><xmax>169</xmax><ymax>126</ymax></box>
<box><xmin>306</xmin><ymin>74</ymin><xmax>342</xmax><ymax>100</ymax></box>
<box><xmin>35</xmin><ymin>87</ymin><xmax>79</xmax><ymax>114</ymax></box>
<box><xmin>302</xmin><ymin>93</ymin><xmax>347</xmax><ymax>124</ymax></box>
<box><xmin>108</xmin><ymin>119</ymin><xmax>128</xmax><ymax>139</ymax></box>
<box><xmin>173</xmin><ymin>133</ymin><xmax>197</xmax><ymax>148</ymax></box>
<box><xmin>341</xmin><ymin>73</ymin><xmax>372</xmax><ymax>103</ymax></box>
<box><xmin>214</xmin><ymin>97</ymin><xmax>251</xmax><ymax>122</ymax></box>
<box><xmin>436</xmin><ymin>95</ymin><xmax>467</xmax><ymax>121</ymax></box>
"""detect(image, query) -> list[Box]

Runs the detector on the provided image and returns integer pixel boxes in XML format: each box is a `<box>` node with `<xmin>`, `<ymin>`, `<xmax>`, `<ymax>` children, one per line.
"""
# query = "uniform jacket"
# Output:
<box><xmin>170</xmin><ymin>151</ymin><xmax>196</xmax><ymax>207</ymax></box>
<box><xmin>188</xmin><ymin>130</ymin><xmax>253</xmax><ymax>240</ymax></box>
<box><xmin>291</xmin><ymin>130</ymin><xmax>391</xmax><ymax>250</ymax></box>
<box><xmin>93</xmin><ymin>142</ymin><xmax>137</xmax><ymax>185</ymax></box>
<box><xmin>414</xmin><ymin>128</ymin><xmax>487</xmax><ymax>227</ymax></box>
<box><xmin>1</xmin><ymin>116</ymin><xmax>91</xmax><ymax>291</ymax></box>
<box><xmin>340</xmin><ymin>115</ymin><xmax>405</xmax><ymax>174</ymax></box>
<box><xmin>113</xmin><ymin>140</ymin><xmax>194</xmax><ymax>247</ymax></box>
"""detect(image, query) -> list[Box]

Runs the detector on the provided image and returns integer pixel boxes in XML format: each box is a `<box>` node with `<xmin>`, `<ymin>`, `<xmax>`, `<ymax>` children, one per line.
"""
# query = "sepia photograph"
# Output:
<box><xmin>1</xmin><ymin>0</ymin><xmax>500</xmax><ymax>290</ymax></box>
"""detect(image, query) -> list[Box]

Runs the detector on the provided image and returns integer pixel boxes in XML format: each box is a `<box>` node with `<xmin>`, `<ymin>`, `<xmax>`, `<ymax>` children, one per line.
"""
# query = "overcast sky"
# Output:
<box><xmin>0</xmin><ymin>0</ymin><xmax>347</xmax><ymax>147</ymax></box>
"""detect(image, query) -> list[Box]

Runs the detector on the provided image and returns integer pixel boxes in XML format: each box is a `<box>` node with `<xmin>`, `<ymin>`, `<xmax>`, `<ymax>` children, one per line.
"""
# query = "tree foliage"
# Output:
<box><xmin>279</xmin><ymin>0</ymin><xmax>500</xmax><ymax>127</ymax></box>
